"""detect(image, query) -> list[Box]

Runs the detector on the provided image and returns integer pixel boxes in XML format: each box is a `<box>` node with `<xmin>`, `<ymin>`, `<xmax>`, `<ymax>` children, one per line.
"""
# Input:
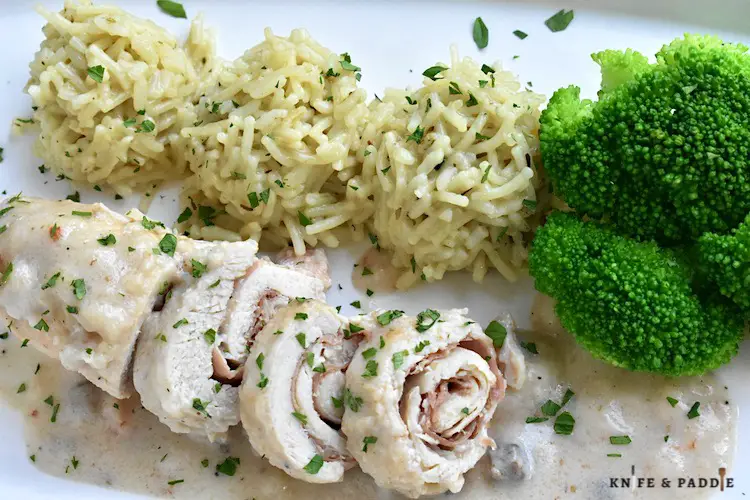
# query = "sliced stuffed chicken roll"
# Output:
<box><xmin>239</xmin><ymin>301</ymin><xmax>360</xmax><ymax>483</ymax></box>
<box><xmin>134</xmin><ymin>248</ymin><xmax>328</xmax><ymax>439</ymax></box>
<box><xmin>0</xmin><ymin>196</ymin><xmax>180</xmax><ymax>399</ymax></box>
<box><xmin>341</xmin><ymin>308</ymin><xmax>506</xmax><ymax>498</ymax></box>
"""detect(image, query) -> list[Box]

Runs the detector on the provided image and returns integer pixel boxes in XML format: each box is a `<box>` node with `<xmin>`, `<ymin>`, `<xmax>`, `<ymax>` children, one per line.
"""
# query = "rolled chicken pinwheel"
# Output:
<box><xmin>239</xmin><ymin>300</ymin><xmax>359</xmax><ymax>483</ymax></box>
<box><xmin>341</xmin><ymin>308</ymin><xmax>506</xmax><ymax>498</ymax></box>
<box><xmin>134</xmin><ymin>250</ymin><xmax>328</xmax><ymax>439</ymax></box>
<box><xmin>0</xmin><ymin>196</ymin><xmax>180</xmax><ymax>399</ymax></box>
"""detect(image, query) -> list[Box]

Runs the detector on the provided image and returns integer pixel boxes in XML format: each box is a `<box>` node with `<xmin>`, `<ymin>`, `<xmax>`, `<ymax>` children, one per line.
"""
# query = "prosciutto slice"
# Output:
<box><xmin>341</xmin><ymin>308</ymin><xmax>506</xmax><ymax>498</ymax></box>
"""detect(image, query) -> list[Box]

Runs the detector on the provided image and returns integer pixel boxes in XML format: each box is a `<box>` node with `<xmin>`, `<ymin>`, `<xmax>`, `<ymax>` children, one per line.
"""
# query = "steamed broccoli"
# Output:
<box><xmin>529</xmin><ymin>211</ymin><xmax>744</xmax><ymax>376</ymax></box>
<box><xmin>698</xmin><ymin>213</ymin><xmax>750</xmax><ymax>314</ymax></box>
<box><xmin>541</xmin><ymin>35</ymin><xmax>750</xmax><ymax>244</ymax></box>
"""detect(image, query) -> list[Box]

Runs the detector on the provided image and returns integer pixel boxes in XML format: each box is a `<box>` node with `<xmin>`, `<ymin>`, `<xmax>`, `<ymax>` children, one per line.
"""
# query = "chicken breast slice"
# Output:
<box><xmin>0</xmin><ymin>196</ymin><xmax>180</xmax><ymax>399</ymax></box>
<box><xmin>218</xmin><ymin>256</ymin><xmax>328</xmax><ymax>367</ymax></box>
<box><xmin>133</xmin><ymin>238</ymin><xmax>258</xmax><ymax>440</ymax></box>
<box><xmin>493</xmin><ymin>312</ymin><xmax>527</xmax><ymax>390</ymax></box>
<box><xmin>341</xmin><ymin>308</ymin><xmax>506</xmax><ymax>498</ymax></box>
<box><xmin>239</xmin><ymin>301</ymin><xmax>358</xmax><ymax>483</ymax></box>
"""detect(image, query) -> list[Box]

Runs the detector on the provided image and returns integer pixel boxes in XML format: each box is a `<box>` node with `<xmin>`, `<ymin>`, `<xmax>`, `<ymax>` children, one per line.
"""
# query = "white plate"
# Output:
<box><xmin>0</xmin><ymin>1</ymin><xmax>748</xmax><ymax>498</ymax></box>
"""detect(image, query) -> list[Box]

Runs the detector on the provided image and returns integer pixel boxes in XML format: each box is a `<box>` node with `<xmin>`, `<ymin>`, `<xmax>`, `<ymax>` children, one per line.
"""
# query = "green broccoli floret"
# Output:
<box><xmin>541</xmin><ymin>35</ymin><xmax>750</xmax><ymax>244</ymax></box>
<box><xmin>698</xmin><ymin>213</ymin><xmax>750</xmax><ymax>314</ymax></box>
<box><xmin>529</xmin><ymin>211</ymin><xmax>744</xmax><ymax>376</ymax></box>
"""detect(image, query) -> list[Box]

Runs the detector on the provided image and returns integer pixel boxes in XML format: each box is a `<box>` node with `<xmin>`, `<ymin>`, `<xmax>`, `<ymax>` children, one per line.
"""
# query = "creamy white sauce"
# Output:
<box><xmin>0</xmin><ymin>294</ymin><xmax>737</xmax><ymax>499</ymax></box>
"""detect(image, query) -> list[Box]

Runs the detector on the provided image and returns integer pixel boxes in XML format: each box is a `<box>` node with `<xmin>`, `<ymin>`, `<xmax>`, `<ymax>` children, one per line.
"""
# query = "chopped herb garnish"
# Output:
<box><xmin>406</xmin><ymin>126</ymin><xmax>425</xmax><ymax>144</ymax></box>
<box><xmin>66</xmin><ymin>306</ymin><xmax>78</xmax><ymax>314</ymax></box>
<box><xmin>298</xmin><ymin>211</ymin><xmax>312</xmax><ymax>227</ymax></box>
<box><xmin>177</xmin><ymin>207</ymin><xmax>192</xmax><ymax>224</ymax></box>
<box><xmin>204</xmin><ymin>328</ymin><xmax>216</xmax><ymax>344</ymax></box>
<box><xmin>66</xmin><ymin>192</ymin><xmax>80</xmax><ymax>203</ymax></box>
<box><xmin>687</xmin><ymin>402</ymin><xmax>701</xmax><ymax>419</ymax></box>
<box><xmin>422</xmin><ymin>65</ymin><xmax>448</xmax><ymax>80</ymax></box>
<box><xmin>123</xmin><ymin>118</ymin><xmax>136</xmax><ymax>127</ymax></box>
<box><xmin>138</xmin><ymin>120</ymin><xmax>155</xmax><ymax>133</ymax></box>
<box><xmin>610</xmin><ymin>435</ymin><xmax>632</xmax><ymax>445</ymax></box>
<box><xmin>340</xmin><ymin>60</ymin><xmax>360</xmax><ymax>72</ymax></box>
<box><xmin>350</xmin><ymin>300</ymin><xmax>361</xmax><ymax>309</ymax></box>
<box><xmin>247</xmin><ymin>191</ymin><xmax>259</xmax><ymax>208</ymax></box>
<box><xmin>141</xmin><ymin>216</ymin><xmax>164</xmax><ymax>230</ymax></box>
<box><xmin>361</xmin><ymin>347</ymin><xmax>378</xmax><ymax>359</ymax></box>
<box><xmin>259</xmin><ymin>188</ymin><xmax>270</xmax><ymax>204</ymax></box>
<box><xmin>41</xmin><ymin>272</ymin><xmax>61</xmax><ymax>290</ymax></box>
<box><xmin>362</xmin><ymin>359</ymin><xmax>378</xmax><ymax>378</ymax></box>
<box><xmin>292</xmin><ymin>411</ymin><xmax>308</xmax><ymax>425</ymax></box>
<box><xmin>349</xmin><ymin>323</ymin><xmax>365</xmax><ymax>334</ymax></box>
<box><xmin>448</xmin><ymin>81</ymin><xmax>462</xmax><ymax>95</ymax></box>
<box><xmin>51</xmin><ymin>403</ymin><xmax>60</xmax><ymax>423</ymax></box>
<box><xmin>70</xmin><ymin>279</ymin><xmax>86</xmax><ymax>300</ymax></box>
<box><xmin>466</xmin><ymin>93</ymin><xmax>479</xmax><ymax>107</ymax></box>
<box><xmin>481</xmin><ymin>164</ymin><xmax>491</xmax><ymax>183</ymax></box>
<box><xmin>167</xmin><ymin>479</ymin><xmax>184</xmax><ymax>486</ymax></box>
<box><xmin>392</xmin><ymin>350</ymin><xmax>409</xmax><ymax>369</ymax></box>
<box><xmin>513</xmin><ymin>29</ymin><xmax>528</xmax><ymax>39</ymax></box>
<box><xmin>209</xmin><ymin>279</ymin><xmax>220</xmax><ymax>288</ymax></box>
<box><xmin>476</xmin><ymin>132</ymin><xmax>491</xmax><ymax>141</ymax></box>
<box><xmin>461</xmin><ymin>407</ymin><xmax>470</xmax><ymax>415</ymax></box>
<box><xmin>344</xmin><ymin>388</ymin><xmax>363</xmax><ymax>412</ymax></box>
<box><xmin>361</xmin><ymin>267</ymin><xmax>373</xmax><ymax>276</ymax></box>
<box><xmin>192</xmin><ymin>398</ymin><xmax>209</xmax><ymax>416</ymax></box>
<box><xmin>313</xmin><ymin>363</ymin><xmax>326</xmax><ymax>373</ymax></box>
<box><xmin>483</xmin><ymin>320</ymin><xmax>507</xmax><ymax>348</ymax></box>
<box><xmin>607</xmin><ymin>453</ymin><xmax>622</xmax><ymax>458</ymax></box>
<box><xmin>521</xmin><ymin>341</ymin><xmax>538</xmax><ymax>354</ymax></box>
<box><xmin>541</xmin><ymin>400</ymin><xmax>561</xmax><ymax>417</ymax></box>
<box><xmin>191</xmin><ymin>259</ymin><xmax>207</xmax><ymax>278</ymax></box>
<box><xmin>331</xmin><ymin>396</ymin><xmax>343</xmax><ymax>409</ymax></box>
<box><xmin>523</xmin><ymin>199</ymin><xmax>537</xmax><ymax>210</ymax></box>
<box><xmin>201</xmin><ymin>459</ymin><xmax>209</xmax><ymax>468</ymax></box>
<box><xmin>473</xmin><ymin>17</ymin><xmax>489</xmax><ymax>49</ymax></box>
<box><xmin>553</xmin><ymin>411</ymin><xmax>575</xmax><ymax>435</ymax></box>
<box><xmin>525</xmin><ymin>416</ymin><xmax>549</xmax><ymax>424</ymax></box>
<box><xmin>21</xmin><ymin>338</ymin><xmax>29</xmax><ymax>347</ymax></box>
<box><xmin>173</xmin><ymin>318</ymin><xmax>188</xmax><ymax>328</ymax></box>
<box><xmin>97</xmin><ymin>234</ymin><xmax>116</xmax><ymax>246</ymax></box>
<box><xmin>159</xmin><ymin>234</ymin><xmax>177</xmax><ymax>256</ymax></box>
<box><xmin>414</xmin><ymin>340</ymin><xmax>431</xmax><ymax>353</ymax></box>
<box><xmin>71</xmin><ymin>211</ymin><xmax>92</xmax><ymax>217</ymax></box>
<box><xmin>257</xmin><ymin>373</ymin><xmax>269</xmax><ymax>388</ymax></box>
<box><xmin>376</xmin><ymin>310</ymin><xmax>404</xmax><ymax>326</ymax></box>
<box><xmin>216</xmin><ymin>457</ymin><xmax>240</xmax><ymax>476</ymax></box>
<box><xmin>415</xmin><ymin>309</ymin><xmax>440</xmax><ymax>333</ymax></box>
<box><xmin>87</xmin><ymin>65</ymin><xmax>105</xmax><ymax>83</ymax></box>
<box><xmin>295</xmin><ymin>332</ymin><xmax>306</xmax><ymax>348</ymax></box>
<box><xmin>295</xmin><ymin>313</ymin><xmax>308</xmax><ymax>321</ymax></box>
<box><xmin>17</xmin><ymin>383</ymin><xmax>26</xmax><ymax>394</ymax></box>
<box><xmin>362</xmin><ymin>436</ymin><xmax>378</xmax><ymax>452</ymax></box>
<box><xmin>545</xmin><ymin>9</ymin><xmax>575</xmax><ymax>32</ymax></box>
<box><xmin>561</xmin><ymin>389</ymin><xmax>575</xmax><ymax>407</ymax></box>
<box><xmin>303</xmin><ymin>454</ymin><xmax>324</xmax><ymax>474</ymax></box>
<box><xmin>411</xmin><ymin>256</ymin><xmax>417</xmax><ymax>273</ymax></box>
<box><xmin>666</xmin><ymin>396</ymin><xmax>679</xmax><ymax>407</ymax></box>
<box><xmin>366</xmin><ymin>288</ymin><xmax>374</xmax><ymax>297</ymax></box>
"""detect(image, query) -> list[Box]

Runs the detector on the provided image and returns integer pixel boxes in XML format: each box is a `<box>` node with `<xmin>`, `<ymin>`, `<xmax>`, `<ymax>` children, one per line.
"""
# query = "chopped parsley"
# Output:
<box><xmin>303</xmin><ymin>454</ymin><xmax>324</xmax><ymax>474</ymax></box>
<box><xmin>66</xmin><ymin>306</ymin><xmax>78</xmax><ymax>314</ymax></box>
<box><xmin>541</xmin><ymin>400</ymin><xmax>561</xmax><ymax>417</ymax></box>
<box><xmin>66</xmin><ymin>192</ymin><xmax>80</xmax><ymax>203</ymax></box>
<box><xmin>296</xmin><ymin>332</ymin><xmax>306</xmax><ymax>348</ymax></box>
<box><xmin>362</xmin><ymin>436</ymin><xmax>378</xmax><ymax>452</ymax></box>
<box><xmin>298</xmin><ymin>211</ymin><xmax>312</xmax><ymax>227</ymax></box>
<box><xmin>158</xmin><ymin>234</ymin><xmax>177</xmax><ymax>256</ymax></box>
<box><xmin>192</xmin><ymin>398</ymin><xmax>209</xmax><ymax>416</ymax></box>
<box><xmin>216</xmin><ymin>456</ymin><xmax>240</xmax><ymax>476</ymax></box>
<box><xmin>553</xmin><ymin>411</ymin><xmax>575</xmax><ymax>435</ymax></box>
<box><xmin>71</xmin><ymin>279</ymin><xmax>86</xmax><ymax>300</ymax></box>
<box><xmin>422</xmin><ymin>65</ymin><xmax>448</xmax><ymax>80</ymax></box>
<box><xmin>406</xmin><ymin>126</ymin><xmax>425</xmax><ymax>144</ymax></box>
<box><xmin>17</xmin><ymin>383</ymin><xmax>26</xmax><ymax>394</ymax></box>
<box><xmin>204</xmin><ymin>329</ymin><xmax>216</xmax><ymax>344</ymax></box>
<box><xmin>545</xmin><ymin>9</ymin><xmax>575</xmax><ymax>32</ymax></box>
<box><xmin>257</xmin><ymin>373</ymin><xmax>269</xmax><ymax>388</ymax></box>
<box><xmin>191</xmin><ymin>259</ymin><xmax>207</xmax><ymax>278</ymax></box>
<box><xmin>350</xmin><ymin>300</ymin><xmax>361</xmax><ymax>309</ymax></box>
<box><xmin>361</xmin><ymin>267</ymin><xmax>373</xmax><ymax>276</ymax></box>
<box><xmin>177</xmin><ymin>207</ymin><xmax>192</xmax><ymax>223</ymax></box>
<box><xmin>525</xmin><ymin>416</ymin><xmax>549</xmax><ymax>424</ymax></box>
<box><xmin>607</xmin><ymin>453</ymin><xmax>622</xmax><ymax>458</ymax></box>
<box><xmin>87</xmin><ymin>65</ymin><xmax>105</xmax><ymax>83</ymax></box>
<box><xmin>414</xmin><ymin>340</ymin><xmax>430</xmax><ymax>353</ymax></box>
<box><xmin>361</xmin><ymin>347</ymin><xmax>377</xmax><ymax>359</ymax></box>
<box><xmin>666</xmin><ymin>396</ymin><xmax>679</xmax><ymax>407</ymax></box>
<box><xmin>415</xmin><ymin>309</ymin><xmax>440</xmax><ymax>333</ymax></box>
<box><xmin>522</xmin><ymin>199</ymin><xmax>537</xmax><ymax>210</ymax></box>
<box><xmin>173</xmin><ymin>318</ymin><xmax>188</xmax><ymax>328</ymax></box>
<box><xmin>138</xmin><ymin>120</ymin><xmax>156</xmax><ymax>133</ymax></box>
<box><xmin>448</xmin><ymin>81</ymin><xmax>462</xmax><ymax>95</ymax></box>
<box><xmin>483</xmin><ymin>320</ymin><xmax>507</xmax><ymax>348</ymax></box>
<box><xmin>51</xmin><ymin>403</ymin><xmax>60</xmax><ymax>423</ymax></box>
<box><xmin>472</xmin><ymin>17</ymin><xmax>489</xmax><ymax>49</ymax></box>
<box><xmin>71</xmin><ymin>211</ymin><xmax>92</xmax><ymax>217</ymax></box>
<box><xmin>376</xmin><ymin>310</ymin><xmax>404</xmax><ymax>326</ymax></box>
<box><xmin>513</xmin><ymin>29</ymin><xmax>528</xmax><ymax>39</ymax></box>
<box><xmin>461</xmin><ymin>407</ymin><xmax>470</xmax><ymax>415</ymax></box>
<box><xmin>466</xmin><ymin>93</ymin><xmax>479</xmax><ymax>107</ymax></box>
<box><xmin>392</xmin><ymin>350</ymin><xmax>408</xmax><ymax>369</ymax></box>
<box><xmin>687</xmin><ymin>402</ymin><xmax>701</xmax><ymax>419</ymax></box>
<box><xmin>295</xmin><ymin>312</ymin><xmax>308</xmax><ymax>321</ymax></box>
<box><xmin>141</xmin><ymin>216</ymin><xmax>164</xmax><ymax>230</ymax></box>
<box><xmin>610</xmin><ymin>435</ymin><xmax>632</xmax><ymax>445</ymax></box>
<box><xmin>349</xmin><ymin>323</ymin><xmax>365</xmax><ymax>334</ymax></box>
<box><xmin>97</xmin><ymin>234</ymin><xmax>116</xmax><ymax>246</ymax></box>
<box><xmin>520</xmin><ymin>341</ymin><xmax>538</xmax><ymax>354</ymax></box>
<box><xmin>41</xmin><ymin>272</ymin><xmax>61</xmax><ymax>290</ymax></box>
<box><xmin>292</xmin><ymin>411</ymin><xmax>308</xmax><ymax>425</ymax></box>
<box><xmin>167</xmin><ymin>479</ymin><xmax>184</xmax><ymax>486</ymax></box>
<box><xmin>344</xmin><ymin>388</ymin><xmax>363</xmax><ymax>412</ymax></box>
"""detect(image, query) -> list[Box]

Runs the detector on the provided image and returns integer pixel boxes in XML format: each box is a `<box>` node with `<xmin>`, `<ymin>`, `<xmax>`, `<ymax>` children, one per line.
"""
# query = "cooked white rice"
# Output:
<box><xmin>358</xmin><ymin>49</ymin><xmax>544</xmax><ymax>287</ymax></box>
<box><xmin>24</xmin><ymin>0</ymin><xmax>215</xmax><ymax>195</ymax></box>
<box><xmin>25</xmin><ymin>2</ymin><xmax>545</xmax><ymax>287</ymax></box>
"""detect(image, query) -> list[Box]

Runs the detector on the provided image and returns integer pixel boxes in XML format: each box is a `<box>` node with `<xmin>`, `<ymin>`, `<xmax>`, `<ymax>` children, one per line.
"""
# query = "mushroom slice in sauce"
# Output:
<box><xmin>341</xmin><ymin>308</ymin><xmax>506</xmax><ymax>498</ymax></box>
<box><xmin>133</xmin><ymin>239</ymin><xmax>259</xmax><ymax>440</ymax></box>
<box><xmin>0</xmin><ymin>197</ymin><xmax>180</xmax><ymax>399</ymax></box>
<box><xmin>239</xmin><ymin>301</ymin><xmax>357</xmax><ymax>483</ymax></box>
